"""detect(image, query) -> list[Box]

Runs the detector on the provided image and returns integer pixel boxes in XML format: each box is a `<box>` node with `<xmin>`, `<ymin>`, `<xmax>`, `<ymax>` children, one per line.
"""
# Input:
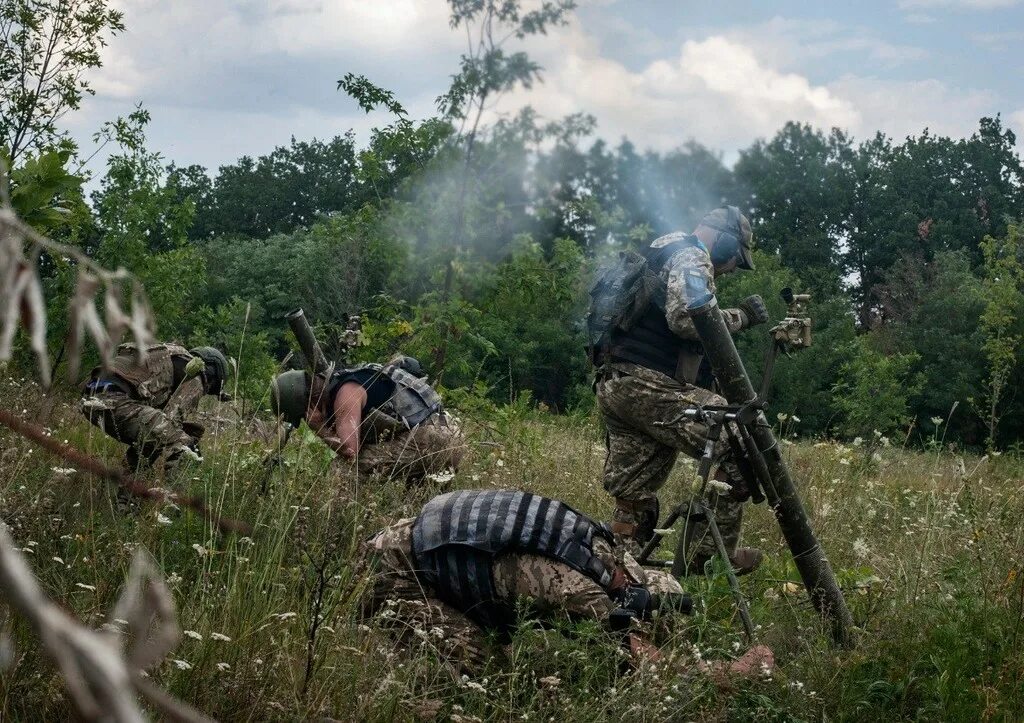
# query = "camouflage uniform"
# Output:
<box><xmin>80</xmin><ymin>343</ymin><xmax>205</xmax><ymax>474</ymax></box>
<box><xmin>362</xmin><ymin>517</ymin><xmax>682</xmax><ymax>673</ymax></box>
<box><xmin>355</xmin><ymin>410</ymin><xmax>465</xmax><ymax>481</ymax></box>
<box><xmin>597</xmin><ymin>234</ymin><xmax>750</xmax><ymax>561</ymax></box>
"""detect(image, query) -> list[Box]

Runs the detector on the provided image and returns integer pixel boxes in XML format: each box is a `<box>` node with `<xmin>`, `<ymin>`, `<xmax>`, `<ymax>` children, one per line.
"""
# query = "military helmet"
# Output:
<box><xmin>390</xmin><ymin>355</ymin><xmax>426</xmax><ymax>378</ymax></box>
<box><xmin>190</xmin><ymin>346</ymin><xmax>229</xmax><ymax>393</ymax></box>
<box><xmin>271</xmin><ymin>370</ymin><xmax>311</xmax><ymax>427</ymax></box>
<box><xmin>698</xmin><ymin>205</ymin><xmax>755</xmax><ymax>271</ymax></box>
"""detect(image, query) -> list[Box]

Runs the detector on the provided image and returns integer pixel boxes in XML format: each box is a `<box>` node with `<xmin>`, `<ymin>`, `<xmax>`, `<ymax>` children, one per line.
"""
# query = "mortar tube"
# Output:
<box><xmin>285</xmin><ymin>308</ymin><xmax>331</xmax><ymax>375</ymax></box>
<box><xmin>688</xmin><ymin>300</ymin><xmax>855</xmax><ymax>647</ymax></box>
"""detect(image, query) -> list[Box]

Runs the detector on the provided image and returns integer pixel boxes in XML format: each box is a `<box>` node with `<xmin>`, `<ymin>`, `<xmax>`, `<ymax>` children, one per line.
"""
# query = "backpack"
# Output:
<box><xmin>585</xmin><ymin>250</ymin><xmax>663</xmax><ymax>364</ymax></box>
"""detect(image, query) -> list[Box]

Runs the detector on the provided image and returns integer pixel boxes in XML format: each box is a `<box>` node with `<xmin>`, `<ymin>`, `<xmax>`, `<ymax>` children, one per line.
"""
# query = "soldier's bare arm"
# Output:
<box><xmin>331</xmin><ymin>382</ymin><xmax>367</xmax><ymax>459</ymax></box>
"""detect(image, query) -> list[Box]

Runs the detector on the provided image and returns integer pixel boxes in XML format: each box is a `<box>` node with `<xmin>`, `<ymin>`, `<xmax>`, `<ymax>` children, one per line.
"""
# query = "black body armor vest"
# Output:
<box><xmin>602</xmin><ymin>236</ymin><xmax>704</xmax><ymax>378</ymax></box>
<box><xmin>412</xmin><ymin>490</ymin><xmax>615</xmax><ymax>629</ymax></box>
<box><xmin>331</xmin><ymin>363</ymin><xmax>442</xmax><ymax>429</ymax></box>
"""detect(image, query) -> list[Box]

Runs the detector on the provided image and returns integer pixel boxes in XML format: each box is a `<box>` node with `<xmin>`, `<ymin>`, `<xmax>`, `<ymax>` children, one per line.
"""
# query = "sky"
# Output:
<box><xmin>63</xmin><ymin>0</ymin><xmax>1024</xmax><ymax>173</ymax></box>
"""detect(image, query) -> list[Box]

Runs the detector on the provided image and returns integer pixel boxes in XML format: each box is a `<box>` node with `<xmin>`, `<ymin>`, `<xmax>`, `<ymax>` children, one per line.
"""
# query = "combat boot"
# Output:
<box><xmin>610</xmin><ymin>497</ymin><xmax>659</xmax><ymax>555</ymax></box>
<box><xmin>684</xmin><ymin>547</ymin><xmax>763</xmax><ymax>577</ymax></box>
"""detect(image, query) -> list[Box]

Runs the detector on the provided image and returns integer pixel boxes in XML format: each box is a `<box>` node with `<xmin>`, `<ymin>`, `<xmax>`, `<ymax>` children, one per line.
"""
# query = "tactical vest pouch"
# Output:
<box><xmin>111</xmin><ymin>343</ymin><xmax>176</xmax><ymax>401</ymax></box>
<box><xmin>381</xmin><ymin>364</ymin><xmax>442</xmax><ymax>428</ymax></box>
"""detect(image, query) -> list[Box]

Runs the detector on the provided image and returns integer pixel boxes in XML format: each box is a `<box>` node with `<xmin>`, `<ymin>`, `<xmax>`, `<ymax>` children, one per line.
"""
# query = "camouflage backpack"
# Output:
<box><xmin>584</xmin><ymin>250</ymin><xmax>662</xmax><ymax>365</ymax></box>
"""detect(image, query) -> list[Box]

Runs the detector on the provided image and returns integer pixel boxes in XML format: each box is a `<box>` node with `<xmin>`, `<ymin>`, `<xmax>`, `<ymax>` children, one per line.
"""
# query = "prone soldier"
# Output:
<box><xmin>80</xmin><ymin>343</ymin><xmax>231</xmax><ymax>475</ymax></box>
<box><xmin>362</xmin><ymin>488</ymin><xmax>772</xmax><ymax>677</ymax></box>
<box><xmin>270</xmin><ymin>355</ymin><xmax>465</xmax><ymax>483</ymax></box>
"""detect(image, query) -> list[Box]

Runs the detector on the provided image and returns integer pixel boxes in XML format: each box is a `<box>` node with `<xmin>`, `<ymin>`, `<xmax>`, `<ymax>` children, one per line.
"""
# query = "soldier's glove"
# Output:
<box><xmin>609</xmin><ymin>584</ymin><xmax>654</xmax><ymax>628</ymax></box>
<box><xmin>739</xmin><ymin>294</ymin><xmax>769</xmax><ymax>328</ymax></box>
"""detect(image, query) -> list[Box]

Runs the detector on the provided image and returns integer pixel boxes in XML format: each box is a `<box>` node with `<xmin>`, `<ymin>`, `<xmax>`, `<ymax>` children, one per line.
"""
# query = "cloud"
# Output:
<box><xmin>969</xmin><ymin>30</ymin><xmax>1024</xmax><ymax>50</ymax></box>
<box><xmin>64</xmin><ymin>1</ymin><xmax>1018</xmax><ymax>171</ymax></box>
<box><xmin>498</xmin><ymin>25</ymin><xmax>860</xmax><ymax>153</ymax></box>
<box><xmin>728</xmin><ymin>17</ymin><xmax>930</xmax><ymax>68</ymax></box>
<box><xmin>498</xmin><ymin>17</ymin><xmax>999</xmax><ymax>155</ymax></box>
<box><xmin>899</xmin><ymin>0</ymin><xmax>1020</xmax><ymax>8</ymax></box>
<box><xmin>86</xmin><ymin>0</ymin><xmax>460</xmax><ymax>112</ymax></box>
<box><xmin>827</xmin><ymin>75</ymin><xmax>997</xmax><ymax>141</ymax></box>
<box><xmin>1010</xmin><ymin>109</ymin><xmax>1024</xmax><ymax>139</ymax></box>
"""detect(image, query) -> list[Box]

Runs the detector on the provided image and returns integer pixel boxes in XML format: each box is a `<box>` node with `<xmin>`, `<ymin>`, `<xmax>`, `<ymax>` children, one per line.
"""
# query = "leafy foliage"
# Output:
<box><xmin>0</xmin><ymin>0</ymin><xmax>125</xmax><ymax>162</ymax></box>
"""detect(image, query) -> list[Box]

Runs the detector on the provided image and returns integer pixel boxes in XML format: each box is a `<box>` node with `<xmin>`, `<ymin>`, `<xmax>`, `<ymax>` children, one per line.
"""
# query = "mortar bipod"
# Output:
<box><xmin>639</xmin><ymin>404</ymin><xmax>762</xmax><ymax>642</ymax></box>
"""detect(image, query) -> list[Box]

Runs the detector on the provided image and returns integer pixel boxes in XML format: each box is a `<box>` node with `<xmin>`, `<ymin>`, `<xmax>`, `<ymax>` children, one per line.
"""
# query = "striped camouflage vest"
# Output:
<box><xmin>412</xmin><ymin>489</ymin><xmax>615</xmax><ymax>630</ymax></box>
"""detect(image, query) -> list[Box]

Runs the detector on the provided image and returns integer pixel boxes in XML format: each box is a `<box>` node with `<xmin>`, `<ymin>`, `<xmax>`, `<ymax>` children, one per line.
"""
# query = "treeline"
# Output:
<box><xmin>7</xmin><ymin>0</ymin><xmax>1024</xmax><ymax>449</ymax></box>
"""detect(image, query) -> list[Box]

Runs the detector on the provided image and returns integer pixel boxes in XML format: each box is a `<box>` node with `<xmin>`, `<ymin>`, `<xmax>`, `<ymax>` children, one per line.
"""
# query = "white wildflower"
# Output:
<box><xmin>839</xmin><ymin>458</ymin><xmax>851</xmax><ymax>466</ymax></box>
<box><xmin>853</xmin><ymin>538</ymin><xmax>870</xmax><ymax>560</ymax></box>
<box><xmin>172</xmin><ymin>659</ymin><xmax>192</xmax><ymax>670</ymax></box>
<box><xmin>791</xmin><ymin>415</ymin><xmax>801</xmax><ymax>423</ymax></box>
<box><xmin>156</xmin><ymin>512</ymin><xmax>173</xmax><ymax>526</ymax></box>
<box><xmin>776</xmin><ymin>412</ymin><xmax>788</xmax><ymax>422</ymax></box>
<box><xmin>167</xmin><ymin>572</ymin><xmax>183</xmax><ymax>585</ymax></box>
<box><xmin>495</xmin><ymin>459</ymin><xmax>505</xmax><ymax>467</ymax></box>
<box><xmin>426</xmin><ymin>470</ymin><xmax>455</xmax><ymax>484</ymax></box>
<box><xmin>50</xmin><ymin>467</ymin><xmax>76</xmax><ymax>476</ymax></box>
<box><xmin>930</xmin><ymin>417</ymin><xmax>944</xmax><ymax>426</ymax></box>
<box><xmin>75</xmin><ymin>583</ymin><xmax>96</xmax><ymax>592</ymax></box>
<box><xmin>274</xmin><ymin>612</ymin><xmax>298</xmax><ymax>621</ymax></box>
<box><xmin>210</xmin><ymin>632</ymin><xmax>231</xmax><ymax>642</ymax></box>
<box><xmin>852</xmin><ymin>437</ymin><xmax>863</xmax><ymax>446</ymax></box>
<box><xmin>871</xmin><ymin>452</ymin><xmax>883</xmax><ymax>463</ymax></box>
<box><xmin>192</xmin><ymin>543</ymin><xmax>208</xmax><ymax>558</ymax></box>
<box><xmin>51</xmin><ymin>556</ymin><xmax>64</xmax><ymax>564</ymax></box>
<box><xmin>183</xmin><ymin>630</ymin><xmax>203</xmax><ymax>641</ymax></box>
<box><xmin>216</xmin><ymin>662</ymin><xmax>231</xmax><ymax>672</ymax></box>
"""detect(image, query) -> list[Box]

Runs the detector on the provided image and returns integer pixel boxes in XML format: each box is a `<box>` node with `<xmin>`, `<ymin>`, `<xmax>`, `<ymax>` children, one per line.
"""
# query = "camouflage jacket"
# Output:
<box><xmin>652</xmin><ymin>232</ymin><xmax>746</xmax><ymax>337</ymax></box>
<box><xmin>106</xmin><ymin>343</ymin><xmax>205</xmax><ymax>420</ymax></box>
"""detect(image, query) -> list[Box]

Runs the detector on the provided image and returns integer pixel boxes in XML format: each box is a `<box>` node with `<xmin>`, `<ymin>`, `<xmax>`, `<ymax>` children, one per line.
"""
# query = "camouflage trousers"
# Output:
<box><xmin>80</xmin><ymin>391</ymin><xmax>198</xmax><ymax>475</ymax></box>
<box><xmin>356</xmin><ymin>412</ymin><xmax>466</xmax><ymax>482</ymax></box>
<box><xmin>596</xmin><ymin>362</ymin><xmax>745</xmax><ymax>560</ymax></box>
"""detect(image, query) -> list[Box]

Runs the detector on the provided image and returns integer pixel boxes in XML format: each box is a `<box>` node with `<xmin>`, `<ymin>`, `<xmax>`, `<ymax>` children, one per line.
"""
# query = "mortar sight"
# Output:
<box><xmin>780</xmin><ymin>287</ymin><xmax>811</xmax><ymax>305</ymax></box>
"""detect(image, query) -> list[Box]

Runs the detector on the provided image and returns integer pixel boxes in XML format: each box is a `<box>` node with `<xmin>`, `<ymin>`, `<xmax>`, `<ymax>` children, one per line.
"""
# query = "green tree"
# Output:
<box><xmin>91</xmin><ymin>107</ymin><xmax>204</xmax><ymax>338</ymax></box>
<box><xmin>476</xmin><ymin>236</ymin><xmax>588</xmax><ymax>409</ymax></box>
<box><xmin>0</xmin><ymin>0</ymin><xmax>124</xmax><ymax>162</ymax></box>
<box><xmin>976</xmin><ymin>225</ymin><xmax>1024</xmax><ymax>449</ymax></box>
<box><xmin>833</xmin><ymin>337</ymin><xmax>921</xmax><ymax>439</ymax></box>
<box><xmin>735</xmin><ymin>122</ymin><xmax>855</xmax><ymax>298</ymax></box>
<box><xmin>871</xmin><ymin>252</ymin><xmax>987</xmax><ymax>445</ymax></box>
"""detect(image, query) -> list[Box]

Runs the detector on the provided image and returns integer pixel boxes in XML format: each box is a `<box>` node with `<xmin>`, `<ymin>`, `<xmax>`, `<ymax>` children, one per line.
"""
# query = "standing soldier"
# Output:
<box><xmin>270</xmin><ymin>356</ymin><xmax>464</xmax><ymax>483</ymax></box>
<box><xmin>81</xmin><ymin>343</ymin><xmax>231</xmax><ymax>475</ymax></box>
<box><xmin>587</xmin><ymin>206</ymin><xmax>769</xmax><ymax>575</ymax></box>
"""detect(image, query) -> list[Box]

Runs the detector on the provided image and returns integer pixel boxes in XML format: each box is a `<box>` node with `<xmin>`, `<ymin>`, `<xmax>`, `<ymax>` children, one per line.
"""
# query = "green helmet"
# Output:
<box><xmin>271</xmin><ymin>370</ymin><xmax>310</xmax><ymax>428</ymax></box>
<box><xmin>190</xmin><ymin>346</ymin><xmax>229</xmax><ymax>393</ymax></box>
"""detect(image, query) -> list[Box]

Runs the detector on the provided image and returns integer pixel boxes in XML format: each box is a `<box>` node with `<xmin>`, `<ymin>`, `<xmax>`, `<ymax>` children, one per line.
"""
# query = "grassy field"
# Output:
<box><xmin>2</xmin><ymin>377</ymin><xmax>1024</xmax><ymax>721</ymax></box>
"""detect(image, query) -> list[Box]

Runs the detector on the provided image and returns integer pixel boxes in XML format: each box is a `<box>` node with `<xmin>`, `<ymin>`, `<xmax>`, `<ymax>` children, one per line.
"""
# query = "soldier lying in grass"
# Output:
<box><xmin>271</xmin><ymin>355</ymin><xmax>464</xmax><ymax>484</ymax></box>
<box><xmin>360</xmin><ymin>488</ymin><xmax>772</xmax><ymax>678</ymax></box>
<box><xmin>80</xmin><ymin>342</ymin><xmax>230</xmax><ymax>476</ymax></box>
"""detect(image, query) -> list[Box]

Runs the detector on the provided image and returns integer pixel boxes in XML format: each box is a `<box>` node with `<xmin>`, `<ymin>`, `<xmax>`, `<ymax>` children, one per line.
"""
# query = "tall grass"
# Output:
<box><xmin>2</xmin><ymin>376</ymin><xmax>1024</xmax><ymax>721</ymax></box>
